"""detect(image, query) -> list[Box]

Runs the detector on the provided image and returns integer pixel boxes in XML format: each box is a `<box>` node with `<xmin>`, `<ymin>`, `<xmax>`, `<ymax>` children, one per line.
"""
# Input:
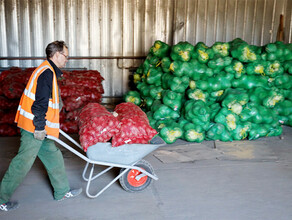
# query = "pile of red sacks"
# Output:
<box><xmin>0</xmin><ymin>67</ymin><xmax>33</xmax><ymax>136</ymax></box>
<box><xmin>0</xmin><ymin>67</ymin><xmax>104</xmax><ymax>136</ymax></box>
<box><xmin>59</xmin><ymin>70</ymin><xmax>104</xmax><ymax>133</ymax></box>
<box><xmin>78</xmin><ymin>102</ymin><xmax>158</xmax><ymax>151</ymax></box>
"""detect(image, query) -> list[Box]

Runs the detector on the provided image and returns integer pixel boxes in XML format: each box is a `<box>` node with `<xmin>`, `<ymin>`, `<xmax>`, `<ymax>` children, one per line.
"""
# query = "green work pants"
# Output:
<box><xmin>0</xmin><ymin>129</ymin><xmax>70</xmax><ymax>203</ymax></box>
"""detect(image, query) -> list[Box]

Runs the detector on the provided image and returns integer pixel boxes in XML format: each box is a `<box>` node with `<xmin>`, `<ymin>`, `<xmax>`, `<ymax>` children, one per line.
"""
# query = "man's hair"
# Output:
<box><xmin>45</xmin><ymin>41</ymin><xmax>68</xmax><ymax>59</ymax></box>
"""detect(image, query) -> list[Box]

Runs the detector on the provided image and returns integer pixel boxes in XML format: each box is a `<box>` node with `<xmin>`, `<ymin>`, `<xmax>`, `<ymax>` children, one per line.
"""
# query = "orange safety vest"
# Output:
<box><xmin>15</xmin><ymin>60</ymin><xmax>60</xmax><ymax>138</ymax></box>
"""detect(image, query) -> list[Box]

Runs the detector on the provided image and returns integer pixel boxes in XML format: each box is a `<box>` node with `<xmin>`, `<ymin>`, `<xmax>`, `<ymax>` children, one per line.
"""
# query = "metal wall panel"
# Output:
<box><xmin>0</xmin><ymin>0</ymin><xmax>291</xmax><ymax>98</ymax></box>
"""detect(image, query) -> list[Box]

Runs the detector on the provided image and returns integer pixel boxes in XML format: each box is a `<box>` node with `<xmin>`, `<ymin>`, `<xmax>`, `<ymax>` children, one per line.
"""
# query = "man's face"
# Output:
<box><xmin>56</xmin><ymin>47</ymin><xmax>69</xmax><ymax>68</ymax></box>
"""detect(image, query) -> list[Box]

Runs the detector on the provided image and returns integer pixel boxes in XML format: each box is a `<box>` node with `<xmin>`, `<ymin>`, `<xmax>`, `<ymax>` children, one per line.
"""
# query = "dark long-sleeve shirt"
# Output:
<box><xmin>31</xmin><ymin>59</ymin><xmax>62</xmax><ymax>130</ymax></box>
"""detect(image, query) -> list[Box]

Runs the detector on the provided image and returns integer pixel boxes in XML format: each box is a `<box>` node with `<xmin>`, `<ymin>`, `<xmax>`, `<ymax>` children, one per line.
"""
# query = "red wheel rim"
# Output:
<box><xmin>127</xmin><ymin>168</ymin><xmax>148</xmax><ymax>187</ymax></box>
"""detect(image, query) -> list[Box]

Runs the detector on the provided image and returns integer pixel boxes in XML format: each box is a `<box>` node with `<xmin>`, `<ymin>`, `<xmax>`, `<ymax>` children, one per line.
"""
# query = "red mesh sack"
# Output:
<box><xmin>111</xmin><ymin>102</ymin><xmax>157</xmax><ymax>147</ymax></box>
<box><xmin>78</xmin><ymin>103</ymin><xmax>120</xmax><ymax>151</ymax></box>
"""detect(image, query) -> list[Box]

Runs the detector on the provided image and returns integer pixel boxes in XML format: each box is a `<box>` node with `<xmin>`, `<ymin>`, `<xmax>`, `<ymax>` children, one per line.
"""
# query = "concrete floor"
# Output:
<box><xmin>0</xmin><ymin>126</ymin><xmax>292</xmax><ymax>220</ymax></box>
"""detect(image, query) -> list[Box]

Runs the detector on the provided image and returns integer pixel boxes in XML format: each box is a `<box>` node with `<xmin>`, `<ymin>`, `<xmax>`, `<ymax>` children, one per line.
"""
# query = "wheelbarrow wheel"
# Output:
<box><xmin>119</xmin><ymin>159</ymin><xmax>154</xmax><ymax>192</ymax></box>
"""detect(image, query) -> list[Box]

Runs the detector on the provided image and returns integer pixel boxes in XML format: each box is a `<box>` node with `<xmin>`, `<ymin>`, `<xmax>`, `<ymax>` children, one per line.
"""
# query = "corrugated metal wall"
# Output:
<box><xmin>0</xmin><ymin>0</ymin><xmax>291</xmax><ymax>98</ymax></box>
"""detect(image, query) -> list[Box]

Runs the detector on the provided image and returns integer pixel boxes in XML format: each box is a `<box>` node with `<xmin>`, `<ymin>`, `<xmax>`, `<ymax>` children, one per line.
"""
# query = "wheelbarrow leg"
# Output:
<box><xmin>85</xmin><ymin>163</ymin><xmax>130</xmax><ymax>199</ymax></box>
<box><xmin>82</xmin><ymin>162</ymin><xmax>114</xmax><ymax>182</ymax></box>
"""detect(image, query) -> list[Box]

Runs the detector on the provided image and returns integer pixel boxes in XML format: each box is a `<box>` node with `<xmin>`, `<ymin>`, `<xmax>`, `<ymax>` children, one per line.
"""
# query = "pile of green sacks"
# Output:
<box><xmin>124</xmin><ymin>38</ymin><xmax>292</xmax><ymax>144</ymax></box>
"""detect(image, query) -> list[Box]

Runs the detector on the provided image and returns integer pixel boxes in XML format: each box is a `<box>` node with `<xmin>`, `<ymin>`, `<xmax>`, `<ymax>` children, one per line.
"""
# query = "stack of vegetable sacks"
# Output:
<box><xmin>78</xmin><ymin>102</ymin><xmax>158</xmax><ymax>150</ymax></box>
<box><xmin>125</xmin><ymin>39</ymin><xmax>292</xmax><ymax>144</ymax></box>
<box><xmin>0</xmin><ymin>67</ymin><xmax>33</xmax><ymax>136</ymax></box>
<box><xmin>59</xmin><ymin>70</ymin><xmax>104</xmax><ymax>133</ymax></box>
<box><xmin>0</xmin><ymin>67</ymin><xmax>104</xmax><ymax>136</ymax></box>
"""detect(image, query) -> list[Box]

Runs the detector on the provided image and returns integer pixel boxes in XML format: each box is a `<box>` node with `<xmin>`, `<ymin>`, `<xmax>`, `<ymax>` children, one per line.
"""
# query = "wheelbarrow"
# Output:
<box><xmin>47</xmin><ymin>130</ymin><xmax>166</xmax><ymax>198</ymax></box>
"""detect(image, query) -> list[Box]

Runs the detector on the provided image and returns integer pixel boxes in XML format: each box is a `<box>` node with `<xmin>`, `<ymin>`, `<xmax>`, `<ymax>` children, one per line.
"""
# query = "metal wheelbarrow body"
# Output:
<box><xmin>47</xmin><ymin>130</ymin><xmax>165</xmax><ymax>198</ymax></box>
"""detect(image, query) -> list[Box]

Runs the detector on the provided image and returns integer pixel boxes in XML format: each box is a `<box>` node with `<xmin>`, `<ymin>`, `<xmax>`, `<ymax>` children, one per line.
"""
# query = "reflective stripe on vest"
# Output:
<box><xmin>15</xmin><ymin>60</ymin><xmax>60</xmax><ymax>138</ymax></box>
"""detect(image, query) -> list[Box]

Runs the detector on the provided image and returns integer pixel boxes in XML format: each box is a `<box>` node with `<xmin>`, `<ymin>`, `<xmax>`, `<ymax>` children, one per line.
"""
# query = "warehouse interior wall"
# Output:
<box><xmin>0</xmin><ymin>0</ymin><xmax>292</xmax><ymax>98</ymax></box>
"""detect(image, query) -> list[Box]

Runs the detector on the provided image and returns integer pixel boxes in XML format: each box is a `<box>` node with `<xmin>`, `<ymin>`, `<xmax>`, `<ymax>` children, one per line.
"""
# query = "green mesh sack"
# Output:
<box><xmin>224</xmin><ymin>60</ymin><xmax>246</xmax><ymax>78</ymax></box>
<box><xmin>274</xmin><ymin>100</ymin><xmax>292</xmax><ymax>116</ymax></box>
<box><xmin>151</xmin><ymin>100</ymin><xmax>180</xmax><ymax>120</ymax></box>
<box><xmin>146</xmin><ymin>67</ymin><xmax>163</xmax><ymax>86</ymax></box>
<box><xmin>212</xmin><ymin>42</ymin><xmax>230</xmax><ymax>57</ymax></box>
<box><xmin>137</xmin><ymin>82</ymin><xmax>151</xmax><ymax>97</ymax></box>
<box><xmin>220</xmin><ymin>88</ymin><xmax>249</xmax><ymax>114</ymax></box>
<box><xmin>206</xmin><ymin>123</ymin><xmax>232</xmax><ymax>142</ymax></box>
<box><xmin>169</xmin><ymin>75</ymin><xmax>190</xmax><ymax>93</ymax></box>
<box><xmin>177</xmin><ymin>116</ymin><xmax>190</xmax><ymax>129</ymax></box>
<box><xmin>149</xmin><ymin>85</ymin><xmax>163</xmax><ymax>100</ymax></box>
<box><xmin>124</xmin><ymin>91</ymin><xmax>141</xmax><ymax>106</ymax></box>
<box><xmin>188</xmin><ymin>59</ymin><xmax>214</xmax><ymax>81</ymax></box>
<box><xmin>142</xmin><ymin>96</ymin><xmax>154</xmax><ymax>110</ymax></box>
<box><xmin>214</xmin><ymin>108</ymin><xmax>240</xmax><ymax>131</ymax></box>
<box><xmin>239</xmin><ymin>103</ymin><xmax>259</xmax><ymax>122</ymax></box>
<box><xmin>246</xmin><ymin>61</ymin><xmax>267</xmax><ymax>75</ymax></box>
<box><xmin>169</xmin><ymin>60</ymin><xmax>192</xmax><ymax>77</ymax></box>
<box><xmin>170</xmin><ymin>41</ymin><xmax>195</xmax><ymax>62</ymax></box>
<box><xmin>248</xmin><ymin>123</ymin><xmax>270</xmax><ymax>140</ymax></box>
<box><xmin>183</xmin><ymin>123</ymin><xmax>205</xmax><ymax>142</ymax></box>
<box><xmin>232</xmin><ymin>75</ymin><xmax>269</xmax><ymax>90</ymax></box>
<box><xmin>283</xmin><ymin>60</ymin><xmax>292</xmax><ymax>74</ymax></box>
<box><xmin>265</xmin><ymin>61</ymin><xmax>284</xmax><ymax>78</ymax></box>
<box><xmin>207</xmin><ymin>55</ymin><xmax>233</xmax><ymax>74</ymax></box>
<box><xmin>157</xmin><ymin>120</ymin><xmax>183</xmax><ymax>144</ymax></box>
<box><xmin>229</xmin><ymin>38</ymin><xmax>261</xmax><ymax>63</ymax></box>
<box><xmin>149</xmin><ymin>40</ymin><xmax>171</xmax><ymax>58</ymax></box>
<box><xmin>183</xmin><ymin>100</ymin><xmax>211</xmax><ymax>131</ymax></box>
<box><xmin>162</xmin><ymin>90</ymin><xmax>184</xmax><ymax>112</ymax></box>
<box><xmin>266</xmin><ymin>125</ymin><xmax>283</xmax><ymax>137</ymax></box>
<box><xmin>272</xmin><ymin>74</ymin><xmax>292</xmax><ymax>89</ymax></box>
<box><xmin>187</xmin><ymin>88</ymin><xmax>209</xmax><ymax>102</ymax></box>
<box><xmin>193</xmin><ymin>42</ymin><xmax>215</xmax><ymax>63</ymax></box>
<box><xmin>230</xmin><ymin>122</ymin><xmax>252</xmax><ymax>140</ymax></box>
<box><xmin>146</xmin><ymin>111</ymin><xmax>157</xmax><ymax>129</ymax></box>
<box><xmin>161</xmin><ymin>57</ymin><xmax>172</xmax><ymax>73</ymax></box>
<box><xmin>207</xmin><ymin>72</ymin><xmax>234</xmax><ymax>92</ymax></box>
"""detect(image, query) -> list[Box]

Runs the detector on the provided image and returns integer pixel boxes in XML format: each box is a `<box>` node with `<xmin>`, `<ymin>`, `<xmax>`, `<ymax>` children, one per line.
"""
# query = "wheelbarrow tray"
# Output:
<box><xmin>86</xmin><ymin>137</ymin><xmax>164</xmax><ymax>166</ymax></box>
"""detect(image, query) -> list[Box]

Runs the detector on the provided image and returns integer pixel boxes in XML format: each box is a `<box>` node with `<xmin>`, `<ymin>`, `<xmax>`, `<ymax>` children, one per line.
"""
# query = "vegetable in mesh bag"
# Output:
<box><xmin>183</xmin><ymin>100</ymin><xmax>211</xmax><ymax>131</ymax></box>
<box><xmin>214</xmin><ymin>108</ymin><xmax>240</xmax><ymax>131</ymax></box>
<box><xmin>229</xmin><ymin>38</ymin><xmax>261</xmax><ymax>63</ymax></box>
<box><xmin>146</xmin><ymin>67</ymin><xmax>163</xmax><ymax>86</ymax></box>
<box><xmin>192</xmin><ymin>42</ymin><xmax>215</xmax><ymax>63</ymax></box>
<box><xmin>170</xmin><ymin>42</ymin><xmax>195</xmax><ymax>62</ymax></box>
<box><xmin>206</xmin><ymin>123</ymin><xmax>232</xmax><ymax>142</ymax></box>
<box><xmin>219</xmin><ymin>88</ymin><xmax>249</xmax><ymax>115</ymax></box>
<box><xmin>151</xmin><ymin>100</ymin><xmax>180</xmax><ymax>120</ymax></box>
<box><xmin>248</xmin><ymin>123</ymin><xmax>282</xmax><ymax>140</ymax></box>
<box><xmin>156</xmin><ymin>119</ymin><xmax>183</xmax><ymax>144</ymax></box>
<box><xmin>225</xmin><ymin>60</ymin><xmax>246</xmax><ymax>78</ymax></box>
<box><xmin>211</xmin><ymin>42</ymin><xmax>230</xmax><ymax>57</ymax></box>
<box><xmin>162</xmin><ymin>90</ymin><xmax>184</xmax><ymax>112</ymax></box>
<box><xmin>149</xmin><ymin>40</ymin><xmax>171</xmax><ymax>58</ymax></box>
<box><xmin>124</xmin><ymin>91</ymin><xmax>141</xmax><ymax>105</ymax></box>
<box><xmin>230</xmin><ymin>122</ymin><xmax>251</xmax><ymax>140</ymax></box>
<box><xmin>182</xmin><ymin>123</ymin><xmax>205</xmax><ymax>142</ymax></box>
<box><xmin>78</xmin><ymin>103</ymin><xmax>120</xmax><ymax>151</ymax></box>
<box><xmin>111</xmin><ymin>102</ymin><xmax>157</xmax><ymax>147</ymax></box>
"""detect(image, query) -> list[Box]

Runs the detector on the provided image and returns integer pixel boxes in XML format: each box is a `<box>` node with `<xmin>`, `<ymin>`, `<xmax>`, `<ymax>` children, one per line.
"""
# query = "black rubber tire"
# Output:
<box><xmin>119</xmin><ymin>159</ymin><xmax>154</xmax><ymax>192</ymax></box>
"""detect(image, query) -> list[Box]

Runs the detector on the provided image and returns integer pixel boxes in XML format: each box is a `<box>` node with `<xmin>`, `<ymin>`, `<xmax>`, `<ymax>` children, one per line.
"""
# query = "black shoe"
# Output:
<box><xmin>0</xmin><ymin>201</ymin><xmax>19</xmax><ymax>212</ymax></box>
<box><xmin>57</xmin><ymin>188</ymin><xmax>82</xmax><ymax>201</ymax></box>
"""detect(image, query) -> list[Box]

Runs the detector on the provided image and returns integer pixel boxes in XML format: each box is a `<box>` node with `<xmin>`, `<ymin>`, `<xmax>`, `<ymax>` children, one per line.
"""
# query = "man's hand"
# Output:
<box><xmin>34</xmin><ymin>130</ymin><xmax>47</xmax><ymax>141</ymax></box>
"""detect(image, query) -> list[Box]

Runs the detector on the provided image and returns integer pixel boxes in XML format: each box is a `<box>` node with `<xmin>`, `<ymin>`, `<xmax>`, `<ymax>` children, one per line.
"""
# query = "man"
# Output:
<box><xmin>0</xmin><ymin>41</ymin><xmax>82</xmax><ymax>212</ymax></box>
